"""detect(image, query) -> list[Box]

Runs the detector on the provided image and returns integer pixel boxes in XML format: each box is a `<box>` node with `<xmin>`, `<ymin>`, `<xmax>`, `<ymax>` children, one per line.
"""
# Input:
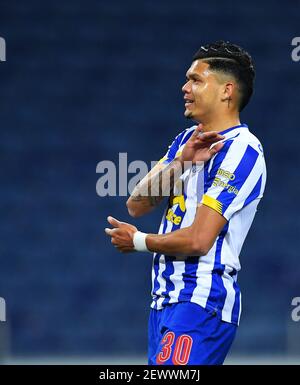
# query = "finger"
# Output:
<box><xmin>198</xmin><ymin>131</ymin><xmax>225</xmax><ymax>141</ymax></box>
<box><xmin>191</xmin><ymin>123</ymin><xmax>203</xmax><ymax>138</ymax></box>
<box><xmin>107</xmin><ymin>216</ymin><xmax>122</xmax><ymax>228</ymax></box>
<box><xmin>104</xmin><ymin>227</ymin><xmax>117</xmax><ymax>236</ymax></box>
<box><xmin>105</xmin><ymin>227</ymin><xmax>111</xmax><ymax>235</ymax></box>
<box><xmin>209</xmin><ymin>142</ymin><xmax>224</xmax><ymax>156</ymax></box>
<box><xmin>195</xmin><ymin>136</ymin><xmax>224</xmax><ymax>147</ymax></box>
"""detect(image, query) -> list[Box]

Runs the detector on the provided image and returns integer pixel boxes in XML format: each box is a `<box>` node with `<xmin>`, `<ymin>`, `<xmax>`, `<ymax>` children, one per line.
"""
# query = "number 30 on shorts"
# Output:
<box><xmin>156</xmin><ymin>331</ymin><xmax>193</xmax><ymax>365</ymax></box>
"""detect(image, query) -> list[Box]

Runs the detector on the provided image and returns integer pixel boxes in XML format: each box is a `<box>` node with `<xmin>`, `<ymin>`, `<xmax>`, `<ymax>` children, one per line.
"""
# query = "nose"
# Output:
<box><xmin>182</xmin><ymin>80</ymin><xmax>191</xmax><ymax>94</ymax></box>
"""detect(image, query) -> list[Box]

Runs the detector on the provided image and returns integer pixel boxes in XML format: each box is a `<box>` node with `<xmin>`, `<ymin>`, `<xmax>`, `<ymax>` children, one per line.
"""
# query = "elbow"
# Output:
<box><xmin>189</xmin><ymin>226</ymin><xmax>212</xmax><ymax>256</ymax></box>
<box><xmin>190</xmin><ymin>238</ymin><xmax>210</xmax><ymax>256</ymax></box>
<box><xmin>126</xmin><ymin>199</ymin><xmax>142</xmax><ymax>218</ymax></box>
<box><xmin>127</xmin><ymin>208</ymin><xmax>140</xmax><ymax>218</ymax></box>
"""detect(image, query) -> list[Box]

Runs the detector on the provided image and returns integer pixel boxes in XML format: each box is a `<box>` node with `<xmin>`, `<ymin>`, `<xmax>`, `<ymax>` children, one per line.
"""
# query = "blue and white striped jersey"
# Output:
<box><xmin>151</xmin><ymin>124</ymin><xmax>266</xmax><ymax>325</ymax></box>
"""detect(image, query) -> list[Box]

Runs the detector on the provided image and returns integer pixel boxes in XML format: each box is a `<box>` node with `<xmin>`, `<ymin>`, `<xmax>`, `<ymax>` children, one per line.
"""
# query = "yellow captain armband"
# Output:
<box><xmin>201</xmin><ymin>194</ymin><xmax>223</xmax><ymax>215</ymax></box>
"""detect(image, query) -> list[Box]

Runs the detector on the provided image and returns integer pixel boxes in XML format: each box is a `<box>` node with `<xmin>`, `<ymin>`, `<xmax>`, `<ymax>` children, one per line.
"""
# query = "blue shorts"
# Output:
<box><xmin>148</xmin><ymin>302</ymin><xmax>237</xmax><ymax>365</ymax></box>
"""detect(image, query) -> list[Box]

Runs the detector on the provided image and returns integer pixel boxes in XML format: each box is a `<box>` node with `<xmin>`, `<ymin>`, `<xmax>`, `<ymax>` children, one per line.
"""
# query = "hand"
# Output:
<box><xmin>105</xmin><ymin>216</ymin><xmax>138</xmax><ymax>253</ymax></box>
<box><xmin>178</xmin><ymin>124</ymin><xmax>225</xmax><ymax>164</ymax></box>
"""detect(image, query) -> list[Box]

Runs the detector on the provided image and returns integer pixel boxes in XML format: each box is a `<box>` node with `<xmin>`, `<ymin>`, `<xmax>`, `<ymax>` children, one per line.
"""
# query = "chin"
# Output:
<box><xmin>184</xmin><ymin>110</ymin><xmax>194</xmax><ymax>119</ymax></box>
<box><xmin>184</xmin><ymin>111</ymin><xmax>200</xmax><ymax>123</ymax></box>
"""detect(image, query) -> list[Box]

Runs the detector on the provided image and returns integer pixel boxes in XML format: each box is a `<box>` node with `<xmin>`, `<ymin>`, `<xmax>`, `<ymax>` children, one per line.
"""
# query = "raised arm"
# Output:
<box><xmin>126</xmin><ymin>157</ymin><xmax>184</xmax><ymax>218</ymax></box>
<box><xmin>126</xmin><ymin>125</ymin><xmax>224</xmax><ymax>218</ymax></box>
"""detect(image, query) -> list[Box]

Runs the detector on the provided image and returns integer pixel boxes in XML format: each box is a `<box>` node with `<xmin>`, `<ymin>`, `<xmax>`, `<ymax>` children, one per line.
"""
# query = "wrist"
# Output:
<box><xmin>133</xmin><ymin>231</ymin><xmax>150</xmax><ymax>252</ymax></box>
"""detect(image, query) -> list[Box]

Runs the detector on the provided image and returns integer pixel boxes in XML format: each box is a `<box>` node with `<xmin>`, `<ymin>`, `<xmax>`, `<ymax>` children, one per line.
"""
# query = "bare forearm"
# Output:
<box><xmin>127</xmin><ymin>157</ymin><xmax>184</xmax><ymax>217</ymax></box>
<box><xmin>145</xmin><ymin>226</ymin><xmax>204</xmax><ymax>259</ymax></box>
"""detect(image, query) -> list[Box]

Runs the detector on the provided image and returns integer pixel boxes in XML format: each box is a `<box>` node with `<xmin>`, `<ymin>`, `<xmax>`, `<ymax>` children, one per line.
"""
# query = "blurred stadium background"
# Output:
<box><xmin>0</xmin><ymin>0</ymin><xmax>299</xmax><ymax>365</ymax></box>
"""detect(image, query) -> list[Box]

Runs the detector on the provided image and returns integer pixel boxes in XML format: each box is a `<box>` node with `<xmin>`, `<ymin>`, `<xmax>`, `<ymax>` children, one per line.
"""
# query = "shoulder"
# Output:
<box><xmin>174</xmin><ymin>125</ymin><xmax>197</xmax><ymax>144</ymax></box>
<box><xmin>238</xmin><ymin>128</ymin><xmax>264</xmax><ymax>156</ymax></box>
<box><xmin>159</xmin><ymin>125</ymin><xmax>196</xmax><ymax>163</ymax></box>
<box><xmin>209</xmin><ymin>127</ymin><xmax>265</xmax><ymax>170</ymax></box>
<box><xmin>222</xmin><ymin>127</ymin><xmax>264</xmax><ymax>158</ymax></box>
<box><xmin>167</xmin><ymin>125</ymin><xmax>197</xmax><ymax>148</ymax></box>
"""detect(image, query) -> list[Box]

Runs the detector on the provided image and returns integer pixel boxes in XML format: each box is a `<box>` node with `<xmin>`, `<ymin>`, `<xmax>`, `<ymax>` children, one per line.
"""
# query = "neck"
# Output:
<box><xmin>197</xmin><ymin>112</ymin><xmax>241</xmax><ymax>133</ymax></box>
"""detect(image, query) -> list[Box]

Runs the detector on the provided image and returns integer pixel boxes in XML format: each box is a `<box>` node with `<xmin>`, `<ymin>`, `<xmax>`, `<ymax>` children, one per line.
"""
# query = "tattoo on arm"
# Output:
<box><xmin>130</xmin><ymin>158</ymin><xmax>183</xmax><ymax>207</ymax></box>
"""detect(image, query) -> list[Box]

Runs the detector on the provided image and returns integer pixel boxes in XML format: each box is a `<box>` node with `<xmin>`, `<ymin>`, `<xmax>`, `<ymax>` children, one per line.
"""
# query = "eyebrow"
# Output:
<box><xmin>185</xmin><ymin>72</ymin><xmax>202</xmax><ymax>80</ymax></box>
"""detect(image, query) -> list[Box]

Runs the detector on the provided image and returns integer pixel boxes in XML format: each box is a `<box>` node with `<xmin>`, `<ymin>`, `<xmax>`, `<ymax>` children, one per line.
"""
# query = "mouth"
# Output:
<box><xmin>184</xmin><ymin>98</ymin><xmax>194</xmax><ymax>108</ymax></box>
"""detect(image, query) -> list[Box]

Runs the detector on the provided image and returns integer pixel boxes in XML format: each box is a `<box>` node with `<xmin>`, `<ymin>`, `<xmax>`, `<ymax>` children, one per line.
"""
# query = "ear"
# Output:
<box><xmin>221</xmin><ymin>82</ymin><xmax>234</xmax><ymax>101</ymax></box>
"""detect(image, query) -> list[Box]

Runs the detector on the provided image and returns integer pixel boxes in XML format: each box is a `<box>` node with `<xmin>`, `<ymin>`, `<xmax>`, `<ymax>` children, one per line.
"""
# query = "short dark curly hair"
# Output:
<box><xmin>193</xmin><ymin>40</ymin><xmax>255</xmax><ymax>111</ymax></box>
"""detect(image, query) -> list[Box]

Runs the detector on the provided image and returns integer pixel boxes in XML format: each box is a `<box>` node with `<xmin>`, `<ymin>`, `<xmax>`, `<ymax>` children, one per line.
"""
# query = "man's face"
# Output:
<box><xmin>182</xmin><ymin>60</ymin><xmax>223</xmax><ymax>122</ymax></box>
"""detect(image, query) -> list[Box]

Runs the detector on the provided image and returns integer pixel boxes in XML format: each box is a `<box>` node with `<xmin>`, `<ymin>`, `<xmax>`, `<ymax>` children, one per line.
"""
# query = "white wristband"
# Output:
<box><xmin>133</xmin><ymin>231</ymin><xmax>149</xmax><ymax>252</ymax></box>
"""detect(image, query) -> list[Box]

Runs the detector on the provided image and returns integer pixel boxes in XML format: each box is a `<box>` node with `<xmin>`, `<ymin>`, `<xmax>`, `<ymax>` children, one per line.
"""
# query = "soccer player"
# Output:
<box><xmin>105</xmin><ymin>40</ymin><xmax>266</xmax><ymax>365</ymax></box>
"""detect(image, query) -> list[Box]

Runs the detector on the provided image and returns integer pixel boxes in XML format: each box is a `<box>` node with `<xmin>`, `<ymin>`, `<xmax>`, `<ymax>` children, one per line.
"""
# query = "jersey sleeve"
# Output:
<box><xmin>200</xmin><ymin>139</ymin><xmax>265</xmax><ymax>221</ymax></box>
